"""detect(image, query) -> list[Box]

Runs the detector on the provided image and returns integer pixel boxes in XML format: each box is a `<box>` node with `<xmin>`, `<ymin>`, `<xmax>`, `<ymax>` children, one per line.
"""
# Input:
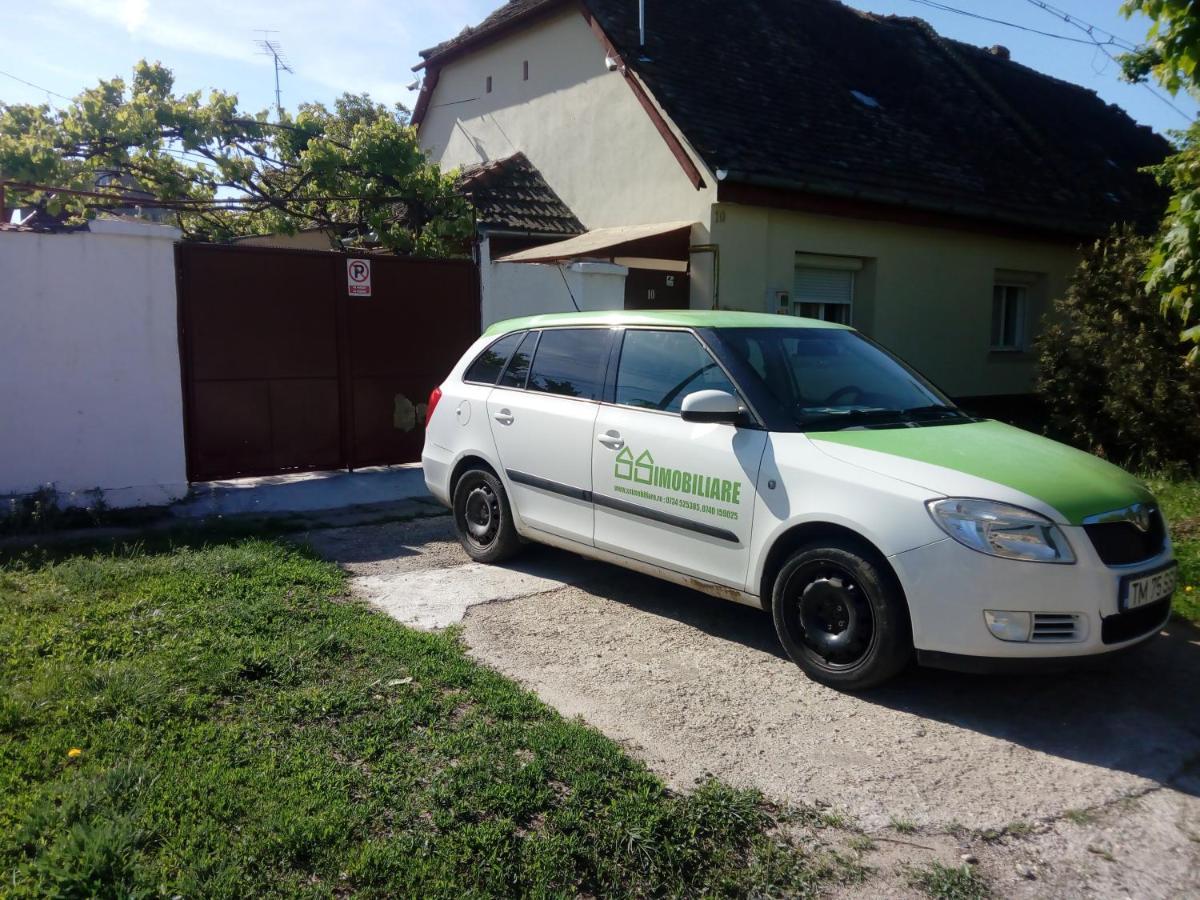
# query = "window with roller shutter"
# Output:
<box><xmin>792</xmin><ymin>266</ymin><xmax>854</xmax><ymax>324</ymax></box>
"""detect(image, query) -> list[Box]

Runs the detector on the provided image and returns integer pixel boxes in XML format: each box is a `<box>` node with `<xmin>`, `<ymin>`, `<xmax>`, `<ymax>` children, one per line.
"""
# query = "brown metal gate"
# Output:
<box><xmin>175</xmin><ymin>243</ymin><xmax>479</xmax><ymax>481</ymax></box>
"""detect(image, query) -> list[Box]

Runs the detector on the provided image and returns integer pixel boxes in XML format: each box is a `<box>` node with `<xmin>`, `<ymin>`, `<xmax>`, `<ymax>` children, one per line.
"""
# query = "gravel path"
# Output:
<box><xmin>305</xmin><ymin>515</ymin><xmax>1200</xmax><ymax>898</ymax></box>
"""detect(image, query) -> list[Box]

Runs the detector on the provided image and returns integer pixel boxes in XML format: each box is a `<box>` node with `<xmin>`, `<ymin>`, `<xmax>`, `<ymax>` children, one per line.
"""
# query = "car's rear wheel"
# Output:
<box><xmin>452</xmin><ymin>468</ymin><xmax>522</xmax><ymax>563</ymax></box>
<box><xmin>771</xmin><ymin>539</ymin><xmax>911</xmax><ymax>690</ymax></box>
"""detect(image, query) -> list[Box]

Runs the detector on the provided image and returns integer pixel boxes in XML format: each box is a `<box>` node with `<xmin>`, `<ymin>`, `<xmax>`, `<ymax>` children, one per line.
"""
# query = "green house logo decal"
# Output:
<box><xmin>614</xmin><ymin>446</ymin><xmax>634</xmax><ymax>481</ymax></box>
<box><xmin>634</xmin><ymin>449</ymin><xmax>654</xmax><ymax>484</ymax></box>
<box><xmin>611</xmin><ymin>444</ymin><xmax>743</xmax><ymax>507</ymax></box>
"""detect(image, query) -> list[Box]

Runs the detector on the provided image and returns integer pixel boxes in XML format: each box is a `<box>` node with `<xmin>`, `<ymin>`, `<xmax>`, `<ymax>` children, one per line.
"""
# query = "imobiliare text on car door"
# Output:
<box><xmin>591</xmin><ymin>328</ymin><xmax>766</xmax><ymax>589</ymax></box>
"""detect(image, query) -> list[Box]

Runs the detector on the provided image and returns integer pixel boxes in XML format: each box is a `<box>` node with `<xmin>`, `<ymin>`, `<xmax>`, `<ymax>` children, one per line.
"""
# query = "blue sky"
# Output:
<box><xmin>1</xmin><ymin>0</ymin><xmax>1195</xmax><ymax>137</ymax></box>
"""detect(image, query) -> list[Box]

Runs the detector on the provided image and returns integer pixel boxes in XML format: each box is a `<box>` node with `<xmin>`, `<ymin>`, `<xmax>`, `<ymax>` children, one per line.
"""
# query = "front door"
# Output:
<box><xmin>486</xmin><ymin>327</ymin><xmax>612</xmax><ymax>545</ymax></box>
<box><xmin>591</xmin><ymin>328</ymin><xmax>766</xmax><ymax>589</ymax></box>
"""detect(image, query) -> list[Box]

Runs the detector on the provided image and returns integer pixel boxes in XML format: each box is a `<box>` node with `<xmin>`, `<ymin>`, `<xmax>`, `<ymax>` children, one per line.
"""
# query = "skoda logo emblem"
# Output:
<box><xmin>1127</xmin><ymin>504</ymin><xmax>1152</xmax><ymax>533</ymax></box>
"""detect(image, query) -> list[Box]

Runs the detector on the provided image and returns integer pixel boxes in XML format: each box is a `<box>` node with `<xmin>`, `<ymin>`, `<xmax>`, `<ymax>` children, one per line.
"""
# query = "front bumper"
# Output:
<box><xmin>889</xmin><ymin>528</ymin><xmax>1173</xmax><ymax>661</ymax></box>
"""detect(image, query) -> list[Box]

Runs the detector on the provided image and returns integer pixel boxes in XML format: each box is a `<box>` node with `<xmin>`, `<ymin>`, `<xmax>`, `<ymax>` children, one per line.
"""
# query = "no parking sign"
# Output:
<box><xmin>347</xmin><ymin>258</ymin><xmax>372</xmax><ymax>297</ymax></box>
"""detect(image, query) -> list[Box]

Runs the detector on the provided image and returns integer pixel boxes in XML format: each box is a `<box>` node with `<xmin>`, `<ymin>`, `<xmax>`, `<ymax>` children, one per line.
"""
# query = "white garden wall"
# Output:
<box><xmin>0</xmin><ymin>219</ymin><xmax>188</xmax><ymax>508</ymax></box>
<box><xmin>479</xmin><ymin>236</ymin><xmax>627</xmax><ymax>326</ymax></box>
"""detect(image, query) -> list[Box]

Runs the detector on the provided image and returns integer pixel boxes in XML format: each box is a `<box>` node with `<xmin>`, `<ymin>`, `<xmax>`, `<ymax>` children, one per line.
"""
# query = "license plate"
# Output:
<box><xmin>1120</xmin><ymin>563</ymin><xmax>1178</xmax><ymax>612</ymax></box>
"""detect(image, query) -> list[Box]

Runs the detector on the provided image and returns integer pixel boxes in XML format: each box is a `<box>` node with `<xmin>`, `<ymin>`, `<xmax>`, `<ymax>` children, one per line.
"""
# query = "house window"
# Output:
<box><xmin>793</xmin><ymin>266</ymin><xmax>853</xmax><ymax>325</ymax></box>
<box><xmin>522</xmin><ymin>60</ymin><xmax>529</xmax><ymax>81</ymax></box>
<box><xmin>991</xmin><ymin>283</ymin><xmax>1028</xmax><ymax>350</ymax></box>
<box><xmin>485</xmin><ymin>75</ymin><xmax>493</xmax><ymax>93</ymax></box>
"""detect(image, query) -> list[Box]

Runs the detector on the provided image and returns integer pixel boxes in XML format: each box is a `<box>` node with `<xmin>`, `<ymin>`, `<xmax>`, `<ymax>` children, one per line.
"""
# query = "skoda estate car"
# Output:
<box><xmin>422</xmin><ymin>311</ymin><xmax>1175</xmax><ymax>689</ymax></box>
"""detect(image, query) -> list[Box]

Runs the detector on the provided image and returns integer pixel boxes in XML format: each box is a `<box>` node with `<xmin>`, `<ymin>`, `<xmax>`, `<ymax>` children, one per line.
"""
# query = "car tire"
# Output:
<box><xmin>771</xmin><ymin>539</ymin><xmax>912</xmax><ymax>690</ymax></box>
<box><xmin>452</xmin><ymin>468</ymin><xmax>523</xmax><ymax>564</ymax></box>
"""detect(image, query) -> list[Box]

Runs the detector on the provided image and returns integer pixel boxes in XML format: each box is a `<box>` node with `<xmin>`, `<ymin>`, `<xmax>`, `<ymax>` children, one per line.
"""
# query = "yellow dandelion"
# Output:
<box><xmin>1187</xmin><ymin>586</ymin><xmax>1194</xmax><ymax>593</ymax></box>
<box><xmin>67</xmin><ymin>748</ymin><xmax>82</xmax><ymax>758</ymax></box>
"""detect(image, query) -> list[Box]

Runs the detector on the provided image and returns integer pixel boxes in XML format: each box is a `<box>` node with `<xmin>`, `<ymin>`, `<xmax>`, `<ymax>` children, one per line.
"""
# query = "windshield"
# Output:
<box><xmin>719</xmin><ymin>328</ymin><xmax>967</xmax><ymax>431</ymax></box>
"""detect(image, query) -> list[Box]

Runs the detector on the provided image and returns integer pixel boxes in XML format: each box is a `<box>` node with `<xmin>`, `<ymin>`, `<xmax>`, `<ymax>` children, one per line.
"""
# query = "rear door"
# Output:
<box><xmin>486</xmin><ymin>327</ymin><xmax>613</xmax><ymax>545</ymax></box>
<box><xmin>591</xmin><ymin>328</ymin><xmax>766</xmax><ymax>589</ymax></box>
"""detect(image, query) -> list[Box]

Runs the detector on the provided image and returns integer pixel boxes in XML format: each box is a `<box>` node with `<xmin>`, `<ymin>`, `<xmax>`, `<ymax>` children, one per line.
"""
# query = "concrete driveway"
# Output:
<box><xmin>305</xmin><ymin>514</ymin><xmax>1200</xmax><ymax>898</ymax></box>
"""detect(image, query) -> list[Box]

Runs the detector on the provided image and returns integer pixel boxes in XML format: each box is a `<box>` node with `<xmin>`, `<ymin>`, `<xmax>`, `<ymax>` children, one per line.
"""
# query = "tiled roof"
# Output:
<box><xmin>421</xmin><ymin>0</ymin><xmax>1169</xmax><ymax>236</ymax></box>
<box><xmin>458</xmin><ymin>152</ymin><xmax>585</xmax><ymax>235</ymax></box>
<box><xmin>420</xmin><ymin>0</ymin><xmax>556</xmax><ymax>64</ymax></box>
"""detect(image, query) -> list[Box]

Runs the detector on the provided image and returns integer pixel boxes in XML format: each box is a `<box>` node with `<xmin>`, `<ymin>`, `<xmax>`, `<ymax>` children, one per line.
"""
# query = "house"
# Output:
<box><xmin>412</xmin><ymin>0</ymin><xmax>1168</xmax><ymax>402</ymax></box>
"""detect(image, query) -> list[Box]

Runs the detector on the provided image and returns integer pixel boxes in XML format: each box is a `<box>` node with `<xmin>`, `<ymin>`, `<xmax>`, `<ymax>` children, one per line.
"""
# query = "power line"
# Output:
<box><xmin>903</xmin><ymin>0</ymin><xmax>1130</xmax><ymax>47</ymax></box>
<box><xmin>0</xmin><ymin>69</ymin><xmax>71</xmax><ymax>102</ymax></box>
<box><xmin>902</xmin><ymin>0</ymin><xmax>1195</xmax><ymax>124</ymax></box>
<box><xmin>1021</xmin><ymin>0</ymin><xmax>1138</xmax><ymax>52</ymax></box>
<box><xmin>1020</xmin><ymin>0</ymin><xmax>1194</xmax><ymax>122</ymax></box>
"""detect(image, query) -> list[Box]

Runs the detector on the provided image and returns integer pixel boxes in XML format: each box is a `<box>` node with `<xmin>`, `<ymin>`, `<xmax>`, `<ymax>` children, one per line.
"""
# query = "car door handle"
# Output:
<box><xmin>597</xmin><ymin>431</ymin><xmax>624</xmax><ymax>450</ymax></box>
<box><xmin>493</xmin><ymin>409</ymin><xmax>514</xmax><ymax>426</ymax></box>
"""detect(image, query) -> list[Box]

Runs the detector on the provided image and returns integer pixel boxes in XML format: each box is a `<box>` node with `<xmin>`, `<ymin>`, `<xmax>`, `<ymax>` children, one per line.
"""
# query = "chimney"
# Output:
<box><xmin>989</xmin><ymin>45</ymin><xmax>1011</xmax><ymax>60</ymax></box>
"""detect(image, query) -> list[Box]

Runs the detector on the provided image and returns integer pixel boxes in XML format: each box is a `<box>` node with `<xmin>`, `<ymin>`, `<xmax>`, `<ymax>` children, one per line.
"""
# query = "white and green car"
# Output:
<box><xmin>422</xmin><ymin>311</ymin><xmax>1176</xmax><ymax>689</ymax></box>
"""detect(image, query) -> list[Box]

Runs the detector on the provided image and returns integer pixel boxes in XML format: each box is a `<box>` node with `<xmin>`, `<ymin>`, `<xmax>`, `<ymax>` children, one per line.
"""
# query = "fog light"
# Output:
<box><xmin>984</xmin><ymin>610</ymin><xmax>1031</xmax><ymax>642</ymax></box>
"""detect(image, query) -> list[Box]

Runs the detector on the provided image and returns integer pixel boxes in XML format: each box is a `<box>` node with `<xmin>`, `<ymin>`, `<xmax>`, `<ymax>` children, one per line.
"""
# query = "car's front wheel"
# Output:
<box><xmin>452</xmin><ymin>468</ymin><xmax>523</xmax><ymax>563</ymax></box>
<box><xmin>771</xmin><ymin>539</ymin><xmax>911</xmax><ymax>690</ymax></box>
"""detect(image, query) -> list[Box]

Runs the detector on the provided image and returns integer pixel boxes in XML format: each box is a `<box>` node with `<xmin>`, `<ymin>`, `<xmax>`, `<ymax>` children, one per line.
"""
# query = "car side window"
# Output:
<box><xmin>498</xmin><ymin>331</ymin><xmax>539</xmax><ymax>389</ymax></box>
<box><xmin>526</xmin><ymin>328</ymin><xmax>608</xmax><ymax>401</ymax></box>
<box><xmin>464</xmin><ymin>332</ymin><xmax>524</xmax><ymax>384</ymax></box>
<box><xmin>616</xmin><ymin>329</ymin><xmax>738</xmax><ymax>413</ymax></box>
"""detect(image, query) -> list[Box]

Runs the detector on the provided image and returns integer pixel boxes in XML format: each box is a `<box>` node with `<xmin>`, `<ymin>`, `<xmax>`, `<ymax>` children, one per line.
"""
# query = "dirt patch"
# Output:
<box><xmin>313</xmin><ymin>518</ymin><xmax>1200</xmax><ymax>898</ymax></box>
<box><xmin>301</xmin><ymin>516</ymin><xmax>466</xmax><ymax>577</ymax></box>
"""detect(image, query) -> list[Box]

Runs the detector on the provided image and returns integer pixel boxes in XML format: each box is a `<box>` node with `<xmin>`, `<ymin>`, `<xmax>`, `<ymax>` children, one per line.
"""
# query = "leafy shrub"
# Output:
<box><xmin>1036</xmin><ymin>228</ymin><xmax>1200</xmax><ymax>472</ymax></box>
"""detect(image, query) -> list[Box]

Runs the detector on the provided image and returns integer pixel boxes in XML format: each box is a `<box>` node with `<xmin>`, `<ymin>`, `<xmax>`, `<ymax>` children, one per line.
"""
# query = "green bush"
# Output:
<box><xmin>1036</xmin><ymin>228</ymin><xmax>1200</xmax><ymax>472</ymax></box>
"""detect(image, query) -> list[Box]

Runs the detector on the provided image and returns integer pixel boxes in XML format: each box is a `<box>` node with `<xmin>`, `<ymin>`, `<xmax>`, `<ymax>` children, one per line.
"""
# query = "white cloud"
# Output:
<box><xmin>119</xmin><ymin>0</ymin><xmax>148</xmax><ymax>32</ymax></box>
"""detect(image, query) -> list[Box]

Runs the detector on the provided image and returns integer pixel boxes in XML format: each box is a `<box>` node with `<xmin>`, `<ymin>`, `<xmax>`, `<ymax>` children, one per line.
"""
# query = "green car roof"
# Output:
<box><xmin>483</xmin><ymin>309</ymin><xmax>853</xmax><ymax>336</ymax></box>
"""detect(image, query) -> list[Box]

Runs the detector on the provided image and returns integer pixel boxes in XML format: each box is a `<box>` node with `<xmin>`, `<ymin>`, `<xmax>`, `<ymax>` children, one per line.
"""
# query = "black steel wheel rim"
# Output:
<box><xmin>782</xmin><ymin>560</ymin><xmax>877</xmax><ymax>670</ymax></box>
<box><xmin>462</xmin><ymin>481</ymin><xmax>500</xmax><ymax>548</ymax></box>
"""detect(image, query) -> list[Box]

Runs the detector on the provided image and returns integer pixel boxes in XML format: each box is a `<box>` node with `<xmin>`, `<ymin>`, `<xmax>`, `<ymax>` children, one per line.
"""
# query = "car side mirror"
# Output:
<box><xmin>680</xmin><ymin>390</ymin><xmax>746</xmax><ymax>425</ymax></box>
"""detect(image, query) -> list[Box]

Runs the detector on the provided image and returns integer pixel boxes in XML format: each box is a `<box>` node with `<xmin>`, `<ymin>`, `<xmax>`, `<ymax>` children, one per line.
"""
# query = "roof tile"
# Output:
<box><xmin>459</xmin><ymin>152</ymin><xmax>585</xmax><ymax>235</ymax></box>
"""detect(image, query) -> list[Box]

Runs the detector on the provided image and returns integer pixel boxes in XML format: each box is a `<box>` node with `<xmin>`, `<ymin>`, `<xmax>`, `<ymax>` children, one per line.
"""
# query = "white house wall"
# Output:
<box><xmin>480</xmin><ymin>236</ymin><xmax>627</xmax><ymax>326</ymax></box>
<box><xmin>712</xmin><ymin>203</ymin><xmax>1081</xmax><ymax>398</ymax></box>
<box><xmin>0</xmin><ymin>220</ymin><xmax>189</xmax><ymax>508</ymax></box>
<box><xmin>419</xmin><ymin>7</ymin><xmax>715</xmax><ymax>231</ymax></box>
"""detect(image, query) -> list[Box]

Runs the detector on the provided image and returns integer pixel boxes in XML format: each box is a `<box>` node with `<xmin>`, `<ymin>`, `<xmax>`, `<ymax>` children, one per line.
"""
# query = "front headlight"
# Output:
<box><xmin>926</xmin><ymin>498</ymin><xmax>1075</xmax><ymax>564</ymax></box>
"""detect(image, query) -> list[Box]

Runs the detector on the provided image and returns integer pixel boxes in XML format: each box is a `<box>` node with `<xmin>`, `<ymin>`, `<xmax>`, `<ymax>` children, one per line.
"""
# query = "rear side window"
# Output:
<box><xmin>464</xmin><ymin>332</ymin><xmax>524</xmax><ymax>384</ymax></box>
<box><xmin>616</xmin><ymin>329</ymin><xmax>737</xmax><ymax>413</ymax></box>
<box><xmin>498</xmin><ymin>331</ymin><xmax>539</xmax><ymax>388</ymax></box>
<box><xmin>527</xmin><ymin>328</ymin><xmax>609</xmax><ymax>400</ymax></box>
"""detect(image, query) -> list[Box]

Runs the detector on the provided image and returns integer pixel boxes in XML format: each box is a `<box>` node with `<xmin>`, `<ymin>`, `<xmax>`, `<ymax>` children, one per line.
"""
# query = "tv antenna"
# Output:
<box><xmin>254</xmin><ymin>30</ymin><xmax>294</xmax><ymax>120</ymax></box>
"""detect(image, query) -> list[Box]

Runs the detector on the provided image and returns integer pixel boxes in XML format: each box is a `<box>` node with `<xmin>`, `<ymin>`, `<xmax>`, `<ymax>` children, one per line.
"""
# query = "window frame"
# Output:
<box><xmin>462</xmin><ymin>330</ymin><xmax>528</xmax><ymax>386</ymax></box>
<box><xmin>990</xmin><ymin>282</ymin><xmax>1029</xmax><ymax>352</ymax></box>
<box><xmin>792</xmin><ymin>265</ymin><xmax>855</xmax><ymax>325</ymax></box>
<box><xmin>486</xmin><ymin>326</ymin><xmax>615</xmax><ymax>402</ymax></box>
<box><xmin>473</xmin><ymin>325</ymin><xmax>761</xmax><ymax>424</ymax></box>
<box><xmin>609</xmin><ymin>326</ymin><xmax>756</xmax><ymax>423</ymax></box>
<box><xmin>523</xmin><ymin>326</ymin><xmax>614</xmax><ymax>402</ymax></box>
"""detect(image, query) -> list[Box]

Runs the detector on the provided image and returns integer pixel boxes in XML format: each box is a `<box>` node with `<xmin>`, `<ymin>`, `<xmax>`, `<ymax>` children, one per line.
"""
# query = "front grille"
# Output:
<box><xmin>1031</xmin><ymin>613</ymin><xmax>1082</xmax><ymax>642</ymax></box>
<box><xmin>1084</xmin><ymin>508</ymin><xmax>1166</xmax><ymax>566</ymax></box>
<box><xmin>1101</xmin><ymin>597</ymin><xmax>1170</xmax><ymax>645</ymax></box>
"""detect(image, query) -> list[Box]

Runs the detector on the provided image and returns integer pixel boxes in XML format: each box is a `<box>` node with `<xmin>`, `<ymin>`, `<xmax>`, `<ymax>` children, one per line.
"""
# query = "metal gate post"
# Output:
<box><xmin>333</xmin><ymin>253</ymin><xmax>356</xmax><ymax>471</ymax></box>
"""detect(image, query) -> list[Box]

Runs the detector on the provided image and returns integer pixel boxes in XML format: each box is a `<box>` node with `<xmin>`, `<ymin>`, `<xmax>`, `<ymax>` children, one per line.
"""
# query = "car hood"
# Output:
<box><xmin>808</xmin><ymin>419</ymin><xmax>1153</xmax><ymax>525</ymax></box>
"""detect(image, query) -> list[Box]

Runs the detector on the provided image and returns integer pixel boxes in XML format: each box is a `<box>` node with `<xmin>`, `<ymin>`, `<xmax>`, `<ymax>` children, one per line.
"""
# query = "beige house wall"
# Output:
<box><xmin>418</xmin><ymin>10</ymin><xmax>1085</xmax><ymax>397</ymax></box>
<box><xmin>712</xmin><ymin>203</ymin><xmax>1082</xmax><ymax>397</ymax></box>
<box><xmin>417</xmin><ymin>7</ymin><xmax>715</xmax><ymax>231</ymax></box>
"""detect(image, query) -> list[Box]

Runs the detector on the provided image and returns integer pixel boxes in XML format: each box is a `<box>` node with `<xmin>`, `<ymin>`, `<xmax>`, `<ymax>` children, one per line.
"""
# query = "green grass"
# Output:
<box><xmin>907</xmin><ymin>861</ymin><xmax>990</xmax><ymax>900</ymax></box>
<box><xmin>1063</xmin><ymin>808</ymin><xmax>1098</xmax><ymax>826</ymax></box>
<box><xmin>889</xmin><ymin>816</ymin><xmax>918</xmax><ymax>835</ymax></box>
<box><xmin>0</xmin><ymin>536</ymin><xmax>859</xmax><ymax>898</ymax></box>
<box><xmin>1146</xmin><ymin>476</ymin><xmax>1200</xmax><ymax>625</ymax></box>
